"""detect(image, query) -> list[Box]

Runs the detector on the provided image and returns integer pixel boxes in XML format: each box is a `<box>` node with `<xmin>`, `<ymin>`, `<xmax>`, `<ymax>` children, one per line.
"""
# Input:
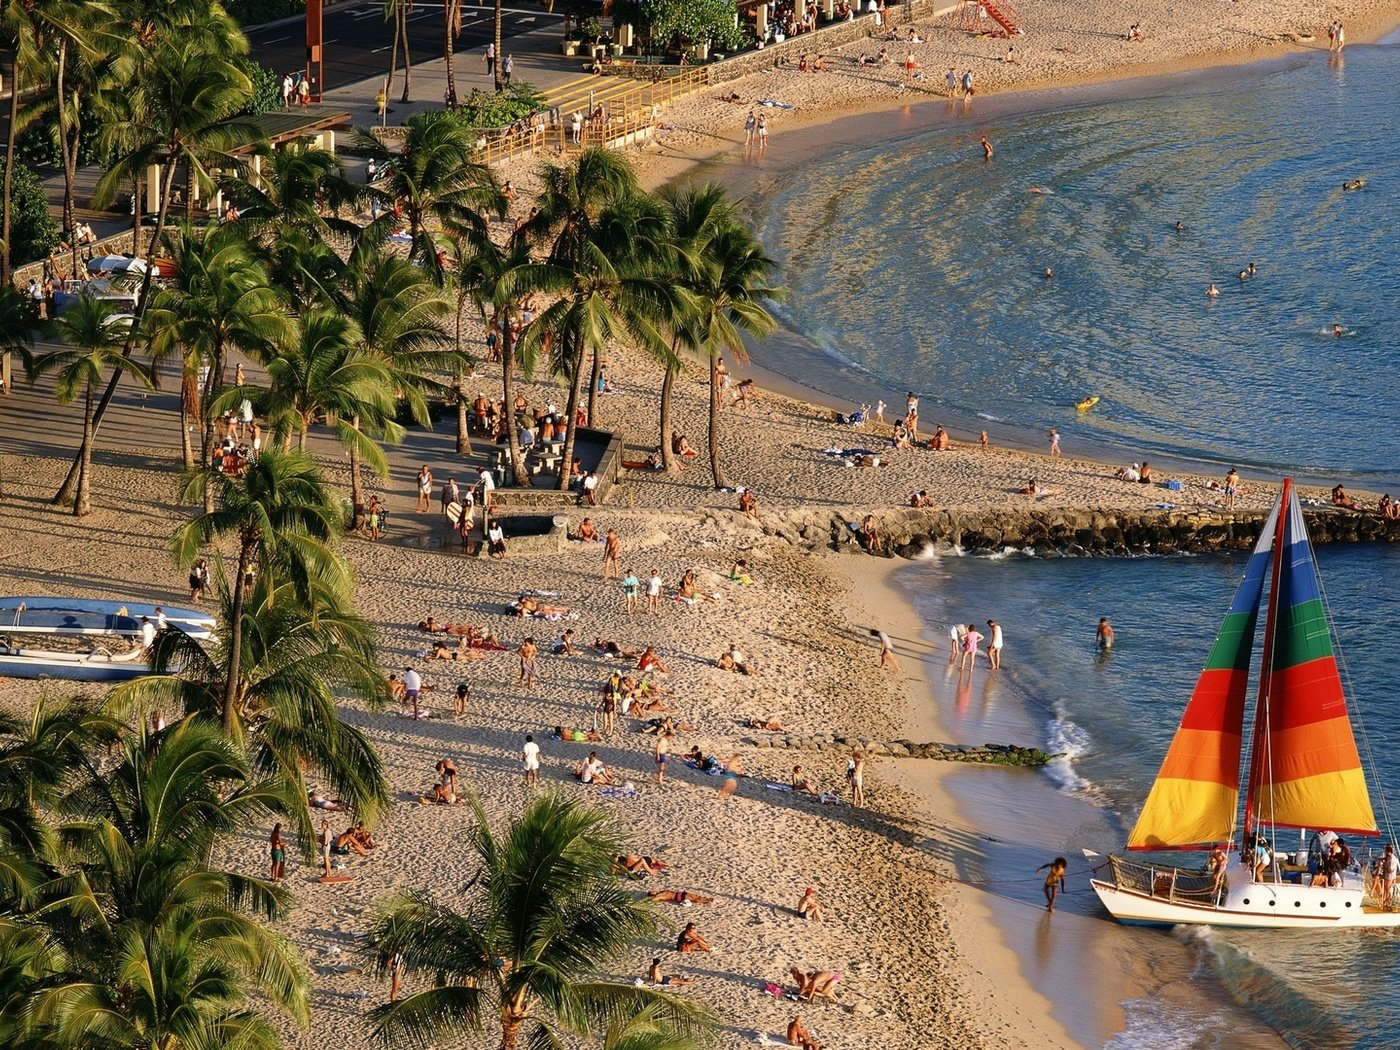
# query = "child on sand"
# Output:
<box><xmin>1037</xmin><ymin>856</ymin><xmax>1068</xmax><ymax>911</ymax></box>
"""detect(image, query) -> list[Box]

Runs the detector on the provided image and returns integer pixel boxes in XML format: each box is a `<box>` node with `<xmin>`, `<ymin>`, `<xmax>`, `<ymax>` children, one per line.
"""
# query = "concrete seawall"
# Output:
<box><xmin>704</xmin><ymin>505</ymin><xmax>1400</xmax><ymax>556</ymax></box>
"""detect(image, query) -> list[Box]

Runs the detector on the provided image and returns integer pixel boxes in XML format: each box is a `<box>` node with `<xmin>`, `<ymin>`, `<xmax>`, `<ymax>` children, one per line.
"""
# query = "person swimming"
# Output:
<box><xmin>1207</xmin><ymin>284</ymin><xmax>1220</xmax><ymax>298</ymax></box>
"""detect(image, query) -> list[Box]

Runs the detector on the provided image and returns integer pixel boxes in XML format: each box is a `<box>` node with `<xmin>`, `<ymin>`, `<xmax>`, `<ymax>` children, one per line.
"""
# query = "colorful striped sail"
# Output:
<box><xmin>1127</xmin><ymin>499</ymin><xmax>1280</xmax><ymax>850</ymax></box>
<box><xmin>1248</xmin><ymin>487</ymin><xmax>1378</xmax><ymax>836</ymax></box>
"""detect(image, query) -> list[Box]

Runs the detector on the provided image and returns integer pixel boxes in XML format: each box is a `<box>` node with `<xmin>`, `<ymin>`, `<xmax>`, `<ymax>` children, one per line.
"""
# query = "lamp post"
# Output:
<box><xmin>306</xmin><ymin>0</ymin><xmax>324</xmax><ymax>102</ymax></box>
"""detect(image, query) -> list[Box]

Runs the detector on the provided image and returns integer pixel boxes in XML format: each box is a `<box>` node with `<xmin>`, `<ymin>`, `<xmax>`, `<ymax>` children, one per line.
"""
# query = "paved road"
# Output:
<box><xmin>246</xmin><ymin>1</ymin><xmax>565</xmax><ymax>94</ymax></box>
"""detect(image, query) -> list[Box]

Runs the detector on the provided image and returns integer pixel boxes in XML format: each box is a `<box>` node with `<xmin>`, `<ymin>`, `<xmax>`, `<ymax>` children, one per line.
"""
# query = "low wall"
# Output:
<box><xmin>748</xmin><ymin>731</ymin><xmax>1056</xmax><ymax>765</ymax></box>
<box><xmin>706</xmin><ymin>505</ymin><xmax>1400</xmax><ymax>556</ymax></box>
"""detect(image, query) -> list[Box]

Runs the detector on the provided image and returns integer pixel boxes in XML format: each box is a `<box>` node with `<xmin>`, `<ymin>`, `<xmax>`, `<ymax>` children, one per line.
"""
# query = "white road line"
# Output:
<box><xmin>371</xmin><ymin>45</ymin><xmax>391</xmax><ymax>53</ymax></box>
<box><xmin>262</xmin><ymin>35</ymin><xmax>290</xmax><ymax>43</ymax></box>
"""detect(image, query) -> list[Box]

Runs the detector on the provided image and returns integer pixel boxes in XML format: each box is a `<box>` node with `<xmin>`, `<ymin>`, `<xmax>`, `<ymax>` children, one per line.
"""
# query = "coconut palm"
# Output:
<box><xmin>672</xmin><ymin>218</ymin><xmax>780</xmax><ymax>490</ymax></box>
<box><xmin>366</xmin><ymin>792</ymin><xmax>714</xmax><ymax>1050</ymax></box>
<box><xmin>167</xmin><ymin>447</ymin><xmax>345</xmax><ymax>734</ymax></box>
<box><xmin>522</xmin><ymin>151</ymin><xmax>677</xmax><ymax>489</ymax></box>
<box><xmin>0</xmin><ymin>286</ymin><xmax>38</xmax><ymax>502</ymax></box>
<box><xmin>28</xmin><ymin>717</ymin><xmax>309</xmax><ymax>1048</ymax></box>
<box><xmin>108</xmin><ymin>575</ymin><xmax>390</xmax><ymax>843</ymax></box>
<box><xmin>383</xmin><ymin>0</ymin><xmax>413</xmax><ymax>104</ymax></box>
<box><xmin>339</xmin><ymin>245</ymin><xmax>455</xmax><ymax>506</ymax></box>
<box><xmin>219</xmin><ymin>141</ymin><xmax>360</xmax><ymax>240</ymax></box>
<box><xmin>51</xmin><ymin>26</ymin><xmax>263</xmax><ymax>507</ymax></box>
<box><xmin>263</xmin><ymin>226</ymin><xmax>348</xmax><ymax>316</ymax></box>
<box><xmin>457</xmin><ymin>234</ymin><xmax>532</xmax><ymax>480</ymax></box>
<box><xmin>363</xmin><ymin>111</ymin><xmax>505</xmax><ymax>282</ymax></box>
<box><xmin>31</xmin><ymin>297</ymin><xmax>154</xmax><ymax>516</ymax></box>
<box><xmin>145</xmin><ymin>222</ymin><xmax>290</xmax><ymax>476</ymax></box>
<box><xmin>443</xmin><ymin>0</ymin><xmax>463</xmax><ymax>108</ymax></box>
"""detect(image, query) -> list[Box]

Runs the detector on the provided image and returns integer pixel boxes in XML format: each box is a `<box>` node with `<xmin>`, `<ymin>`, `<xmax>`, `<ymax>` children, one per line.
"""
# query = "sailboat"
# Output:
<box><xmin>1090</xmin><ymin>479</ymin><xmax>1400</xmax><ymax>928</ymax></box>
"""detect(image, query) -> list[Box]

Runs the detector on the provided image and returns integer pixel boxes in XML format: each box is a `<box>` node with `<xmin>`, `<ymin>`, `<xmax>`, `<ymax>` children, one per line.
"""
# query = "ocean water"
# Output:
<box><xmin>747</xmin><ymin>42</ymin><xmax>1400</xmax><ymax>488</ymax></box>
<box><xmin>902</xmin><ymin>542</ymin><xmax>1400</xmax><ymax>1049</ymax></box>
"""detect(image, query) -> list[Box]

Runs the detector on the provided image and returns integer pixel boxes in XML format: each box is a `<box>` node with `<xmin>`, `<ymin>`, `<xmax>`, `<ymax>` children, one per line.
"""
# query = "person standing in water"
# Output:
<box><xmin>1096</xmin><ymin>617</ymin><xmax>1115</xmax><ymax>649</ymax></box>
<box><xmin>980</xmin><ymin>135</ymin><xmax>993</xmax><ymax>160</ymax></box>
<box><xmin>1037</xmin><ymin>857</ymin><xmax>1068</xmax><ymax>911</ymax></box>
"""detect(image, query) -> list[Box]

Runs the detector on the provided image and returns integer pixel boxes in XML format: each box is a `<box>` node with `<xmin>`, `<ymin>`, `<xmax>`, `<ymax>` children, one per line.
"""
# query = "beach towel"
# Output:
<box><xmin>822</xmin><ymin>447</ymin><xmax>875</xmax><ymax>458</ymax></box>
<box><xmin>764</xmin><ymin>782</ymin><xmax>793</xmax><ymax>792</ymax></box>
<box><xmin>818</xmin><ymin>792</ymin><xmax>843</xmax><ymax>805</ymax></box>
<box><xmin>756</xmin><ymin>98</ymin><xmax>796</xmax><ymax>110</ymax></box>
<box><xmin>598</xmin><ymin>785</ymin><xmax>640</xmax><ymax>800</ymax></box>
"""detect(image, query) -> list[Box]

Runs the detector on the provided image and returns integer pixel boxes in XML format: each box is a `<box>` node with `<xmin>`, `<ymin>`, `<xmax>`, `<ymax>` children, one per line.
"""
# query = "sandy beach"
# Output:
<box><xmin>5</xmin><ymin>8</ymin><xmax>1399</xmax><ymax>1047</ymax></box>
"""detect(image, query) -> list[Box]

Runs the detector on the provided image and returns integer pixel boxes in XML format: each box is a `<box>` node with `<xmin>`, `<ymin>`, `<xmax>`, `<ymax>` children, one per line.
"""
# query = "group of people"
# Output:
<box><xmin>279</xmin><ymin>70</ymin><xmax>313</xmax><ymax>108</ymax></box>
<box><xmin>944</xmin><ymin>619</ymin><xmax>1004</xmax><ymax>670</ymax></box>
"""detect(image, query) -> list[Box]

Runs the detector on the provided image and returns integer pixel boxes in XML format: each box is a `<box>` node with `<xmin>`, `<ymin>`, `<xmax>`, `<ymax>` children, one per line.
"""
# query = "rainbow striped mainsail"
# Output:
<box><xmin>1127</xmin><ymin>500</ymin><xmax>1279</xmax><ymax>850</ymax></box>
<box><xmin>1248</xmin><ymin>487</ymin><xmax>1377</xmax><ymax>836</ymax></box>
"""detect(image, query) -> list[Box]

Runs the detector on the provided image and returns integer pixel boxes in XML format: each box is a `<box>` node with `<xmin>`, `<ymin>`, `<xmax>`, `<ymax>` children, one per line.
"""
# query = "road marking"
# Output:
<box><xmin>324</xmin><ymin>37</ymin><xmax>338</xmax><ymax>43</ymax></box>
<box><xmin>261</xmin><ymin>35</ymin><xmax>289</xmax><ymax>43</ymax></box>
<box><xmin>371</xmin><ymin>45</ymin><xmax>391</xmax><ymax>53</ymax></box>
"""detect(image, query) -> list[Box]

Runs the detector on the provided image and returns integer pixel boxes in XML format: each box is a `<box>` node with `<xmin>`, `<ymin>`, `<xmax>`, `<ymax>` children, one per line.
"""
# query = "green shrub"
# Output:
<box><xmin>223</xmin><ymin>0</ymin><xmax>301</xmax><ymax>25</ymax></box>
<box><xmin>239</xmin><ymin>60</ymin><xmax>284</xmax><ymax>116</ymax></box>
<box><xmin>5</xmin><ymin>160</ymin><xmax>61</xmax><ymax>264</ymax></box>
<box><xmin>452</xmin><ymin>81</ymin><xmax>548</xmax><ymax>129</ymax></box>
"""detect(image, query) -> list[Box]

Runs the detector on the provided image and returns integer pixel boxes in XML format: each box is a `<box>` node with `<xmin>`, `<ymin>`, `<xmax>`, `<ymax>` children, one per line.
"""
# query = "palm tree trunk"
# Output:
<box><xmin>493</xmin><ymin>0</ymin><xmax>503</xmax><ymax>93</ymax></box>
<box><xmin>454</xmin><ymin>369</ymin><xmax>471</xmax><ymax>455</ymax></box>
<box><xmin>499</xmin><ymin>1004</ymin><xmax>526</xmax><ymax>1050</ymax></box>
<box><xmin>385</xmin><ymin>3</ymin><xmax>402</xmax><ymax>104</ymax></box>
<box><xmin>52</xmin><ymin>156</ymin><xmax>181</xmax><ymax>505</ymax></box>
<box><xmin>556</xmin><ymin>328</ymin><xmax>585</xmax><ymax>491</ymax></box>
<box><xmin>55</xmin><ymin>42</ymin><xmax>81</xmax><ymax>282</ymax></box>
<box><xmin>223</xmin><ymin>541</ymin><xmax>251</xmax><ymax>733</ymax></box>
<box><xmin>399</xmin><ymin>4</ymin><xmax>413</xmax><ymax>103</ymax></box>
<box><xmin>443</xmin><ymin>0</ymin><xmax>458</xmax><ymax>108</ymax></box>
<box><xmin>501</xmin><ymin>336</ymin><xmax>528</xmax><ymax>487</ymax></box>
<box><xmin>585</xmin><ymin>346</ymin><xmax>600</xmax><ymax>429</ymax></box>
<box><xmin>349</xmin><ymin>414</ymin><xmax>364</xmax><ymax>507</ymax></box>
<box><xmin>2</xmin><ymin>58</ymin><xmax>21</xmax><ymax>285</ymax></box>
<box><xmin>658</xmin><ymin>354</ymin><xmax>678</xmax><ymax>471</ymax></box>
<box><xmin>708</xmin><ymin>356</ymin><xmax>727</xmax><ymax>489</ymax></box>
<box><xmin>74</xmin><ymin>383</ymin><xmax>94</xmax><ymax>516</ymax></box>
<box><xmin>199</xmin><ymin>345</ymin><xmax>225</xmax><ymax>513</ymax></box>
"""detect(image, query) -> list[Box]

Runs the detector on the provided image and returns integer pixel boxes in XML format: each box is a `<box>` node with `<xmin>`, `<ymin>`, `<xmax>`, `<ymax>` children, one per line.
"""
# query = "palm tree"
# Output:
<box><xmin>364</xmin><ymin>111</ymin><xmax>505</xmax><ymax>282</ymax></box>
<box><xmin>29</xmin><ymin>717</ymin><xmax>310</xmax><ymax>1048</ymax></box>
<box><xmin>0</xmin><ymin>286</ymin><xmax>38</xmax><ymax>502</ymax></box>
<box><xmin>522</xmin><ymin>150</ymin><xmax>676</xmax><ymax>489</ymax></box>
<box><xmin>145</xmin><ymin>223</ymin><xmax>289</xmax><ymax>478</ymax></box>
<box><xmin>443</xmin><ymin>0</ymin><xmax>462</xmax><ymax>108</ymax></box>
<box><xmin>383</xmin><ymin>0</ymin><xmax>413</xmax><ymax>103</ymax></box>
<box><xmin>249</xmin><ymin>308</ymin><xmax>404</xmax><ymax>511</ymax></box>
<box><xmin>32</xmin><ymin>297</ymin><xmax>153</xmax><ymax>516</ymax></box>
<box><xmin>51</xmin><ymin>27</ymin><xmax>262</xmax><ymax>507</ymax></box>
<box><xmin>220</xmin><ymin>141</ymin><xmax>360</xmax><ymax>240</ymax></box>
<box><xmin>109</xmin><ymin>576</ymin><xmax>391</xmax><ymax>842</ymax></box>
<box><xmin>339</xmin><ymin>245</ymin><xmax>455</xmax><ymax>506</ymax></box>
<box><xmin>168</xmin><ymin>447</ymin><xmax>345</xmax><ymax>734</ymax></box>
<box><xmin>674</xmin><ymin>217</ymin><xmax>780</xmax><ymax>490</ymax></box>
<box><xmin>367</xmin><ymin>792</ymin><xmax>714</xmax><ymax>1050</ymax></box>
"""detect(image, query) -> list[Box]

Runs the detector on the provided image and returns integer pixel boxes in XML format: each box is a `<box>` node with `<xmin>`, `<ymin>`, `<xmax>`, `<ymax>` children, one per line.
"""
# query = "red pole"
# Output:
<box><xmin>306</xmin><ymin>0</ymin><xmax>325</xmax><ymax>102</ymax></box>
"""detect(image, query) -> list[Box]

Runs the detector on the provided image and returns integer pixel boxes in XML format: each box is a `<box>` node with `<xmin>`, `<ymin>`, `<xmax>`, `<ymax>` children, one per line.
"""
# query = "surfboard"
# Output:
<box><xmin>1075</xmin><ymin>396</ymin><xmax>1100</xmax><ymax>412</ymax></box>
<box><xmin>317</xmin><ymin>874</ymin><xmax>353</xmax><ymax>884</ymax></box>
<box><xmin>445</xmin><ymin>501</ymin><xmax>464</xmax><ymax>526</ymax></box>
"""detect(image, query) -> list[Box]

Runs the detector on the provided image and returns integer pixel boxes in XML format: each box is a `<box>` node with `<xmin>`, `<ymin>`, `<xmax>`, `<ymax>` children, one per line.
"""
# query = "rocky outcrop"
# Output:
<box><xmin>747</xmin><ymin>733</ymin><xmax>1057</xmax><ymax>767</ymax></box>
<box><xmin>700</xmin><ymin>506</ymin><xmax>1400</xmax><ymax>557</ymax></box>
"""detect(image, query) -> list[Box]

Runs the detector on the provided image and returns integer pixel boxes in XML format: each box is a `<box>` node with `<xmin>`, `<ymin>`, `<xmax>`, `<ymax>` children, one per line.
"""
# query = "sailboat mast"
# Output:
<box><xmin>1243</xmin><ymin>478</ymin><xmax>1292</xmax><ymax>848</ymax></box>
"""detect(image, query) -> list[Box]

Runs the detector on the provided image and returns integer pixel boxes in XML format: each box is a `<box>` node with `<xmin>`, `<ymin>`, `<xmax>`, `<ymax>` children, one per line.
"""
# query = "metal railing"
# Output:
<box><xmin>1106</xmin><ymin>856</ymin><xmax>1222</xmax><ymax>906</ymax></box>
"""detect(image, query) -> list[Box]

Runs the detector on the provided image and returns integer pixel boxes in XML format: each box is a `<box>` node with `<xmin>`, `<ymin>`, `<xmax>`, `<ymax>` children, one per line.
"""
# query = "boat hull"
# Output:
<box><xmin>1090</xmin><ymin>876</ymin><xmax>1400</xmax><ymax>929</ymax></box>
<box><xmin>0</xmin><ymin>651</ymin><xmax>150</xmax><ymax>682</ymax></box>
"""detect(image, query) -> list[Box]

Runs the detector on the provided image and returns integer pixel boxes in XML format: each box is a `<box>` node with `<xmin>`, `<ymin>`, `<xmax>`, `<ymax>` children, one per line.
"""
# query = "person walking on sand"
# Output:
<box><xmin>961</xmin><ymin>69</ymin><xmax>974</xmax><ymax>97</ymax></box>
<box><xmin>318</xmin><ymin>818</ymin><xmax>332</xmax><ymax>877</ymax></box>
<box><xmin>1037</xmin><ymin>857</ymin><xmax>1068</xmax><ymax>911</ymax></box>
<box><xmin>744</xmin><ymin>110</ymin><xmax>756</xmax><ymax>147</ymax></box>
<box><xmin>1224</xmin><ymin>467</ymin><xmax>1239</xmax><ymax>510</ymax></box>
<box><xmin>522</xmin><ymin>733</ymin><xmax>540</xmax><ymax>787</ymax></box>
<box><xmin>846</xmin><ymin>752</ymin><xmax>865</xmax><ymax>807</ymax></box>
<box><xmin>415</xmin><ymin>465</ymin><xmax>433</xmax><ymax>512</ymax></box>
<box><xmin>986</xmin><ymin>618</ymin><xmax>1003</xmax><ymax>669</ymax></box>
<box><xmin>872</xmin><ymin>628</ymin><xmax>901</xmax><ymax>672</ymax></box>
<box><xmin>603</xmin><ymin>527</ymin><xmax>621</xmax><ymax>580</ymax></box>
<box><xmin>946</xmin><ymin>66</ymin><xmax>958</xmax><ymax>96</ymax></box>
<box><xmin>654</xmin><ymin>730</ymin><xmax>671</xmax><ymax>784</ymax></box>
<box><xmin>517</xmin><ymin>636</ymin><xmax>539</xmax><ymax>689</ymax></box>
<box><xmin>646</xmin><ymin>569</ymin><xmax>663</xmax><ymax>615</ymax></box>
<box><xmin>757</xmin><ymin>115</ymin><xmax>769</xmax><ymax>153</ymax></box>
<box><xmin>980</xmin><ymin>135</ymin><xmax>993</xmax><ymax>160</ymax></box>
<box><xmin>622</xmin><ymin>567</ymin><xmax>640</xmax><ymax>614</ymax></box>
<box><xmin>1048</xmin><ymin>428</ymin><xmax>1061</xmax><ymax>457</ymax></box>
<box><xmin>948</xmin><ymin>622</ymin><xmax>966</xmax><ymax>661</ymax></box>
<box><xmin>269</xmin><ymin>823</ymin><xmax>286</xmax><ymax>882</ymax></box>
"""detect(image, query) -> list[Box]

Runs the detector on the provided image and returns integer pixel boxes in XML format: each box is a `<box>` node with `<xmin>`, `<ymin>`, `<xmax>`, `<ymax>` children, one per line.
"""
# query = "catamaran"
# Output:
<box><xmin>1090</xmin><ymin>479</ymin><xmax>1400</xmax><ymax>928</ymax></box>
<box><xmin>0</xmin><ymin>597</ymin><xmax>214</xmax><ymax>682</ymax></box>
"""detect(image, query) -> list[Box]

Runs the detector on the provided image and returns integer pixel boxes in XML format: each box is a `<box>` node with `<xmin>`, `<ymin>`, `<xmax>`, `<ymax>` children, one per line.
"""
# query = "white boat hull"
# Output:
<box><xmin>0</xmin><ymin>649</ymin><xmax>150</xmax><ymax>682</ymax></box>
<box><xmin>1091</xmin><ymin>865</ymin><xmax>1400</xmax><ymax>929</ymax></box>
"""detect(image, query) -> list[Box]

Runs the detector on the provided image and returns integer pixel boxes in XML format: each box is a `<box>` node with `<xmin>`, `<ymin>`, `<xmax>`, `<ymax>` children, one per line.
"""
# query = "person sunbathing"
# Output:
<box><xmin>671</xmin><ymin>431</ymin><xmax>698</xmax><ymax>458</ymax></box>
<box><xmin>574</xmin><ymin>751</ymin><xmax>617</xmax><ymax>785</ymax></box>
<box><xmin>334</xmin><ymin>827</ymin><xmax>370</xmax><ymax>855</ymax></box>
<box><xmin>428</xmin><ymin>641</ymin><xmax>463</xmax><ymax>660</ymax></box>
<box><xmin>309</xmin><ymin>791</ymin><xmax>347</xmax><ymax>811</ymax></box>
<box><xmin>791</xmin><ymin>766</ymin><xmax>817</xmax><ymax>794</ymax></box>
<box><xmin>796</xmin><ymin>886</ymin><xmax>826</xmax><ymax>920</ymax></box>
<box><xmin>745</xmin><ymin>716</ymin><xmax>785</xmax><ymax>731</ymax></box>
<box><xmin>554</xmin><ymin>724</ymin><xmax>602</xmax><ymax>742</ymax></box>
<box><xmin>424</xmin><ymin>782</ymin><xmax>459</xmax><ymax>805</ymax></box>
<box><xmin>1020</xmin><ymin>479</ymin><xmax>1065</xmax><ymax>497</ymax></box>
<box><xmin>720</xmin><ymin>644</ymin><xmax>758</xmax><ymax>676</ymax></box>
<box><xmin>418</xmin><ymin>617</ymin><xmax>444</xmax><ymax>633</ymax></box>
<box><xmin>787</xmin><ymin>1015</ymin><xmax>822</xmax><ymax>1050</ymax></box>
<box><xmin>630</xmin><ymin>693</ymin><xmax>676</xmax><ymax>715</ymax></box>
<box><xmin>647</xmin><ymin>957</ymin><xmax>696</xmax><ymax>986</ymax></box>
<box><xmin>594</xmin><ymin>638</ymin><xmax>640</xmax><ymax>660</ymax></box>
<box><xmin>730</xmin><ymin>559</ymin><xmax>754</xmax><ymax>585</ymax></box>
<box><xmin>637</xmin><ymin>647</ymin><xmax>671</xmax><ymax>675</ymax></box>
<box><xmin>790</xmin><ymin>968</ymin><xmax>840</xmax><ymax>1002</ymax></box>
<box><xmin>640</xmin><ymin>716</ymin><xmax>697</xmax><ymax>734</ymax></box>
<box><xmin>677</xmin><ymin>571</ymin><xmax>718</xmax><ymax>604</ymax></box>
<box><xmin>648</xmin><ymin>889</ymin><xmax>714</xmax><ymax>904</ymax></box>
<box><xmin>615</xmin><ymin>853</ymin><xmax>668</xmax><ymax>877</ymax></box>
<box><xmin>573</xmin><ymin>517</ymin><xmax>601</xmax><ymax>542</ymax></box>
<box><xmin>514</xmin><ymin>596</ymin><xmax>572</xmax><ymax>617</ymax></box>
<box><xmin>676</xmin><ymin>922</ymin><xmax>712</xmax><ymax>952</ymax></box>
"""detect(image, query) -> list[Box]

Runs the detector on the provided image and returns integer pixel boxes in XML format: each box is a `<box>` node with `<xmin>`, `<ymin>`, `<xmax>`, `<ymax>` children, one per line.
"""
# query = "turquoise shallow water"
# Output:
<box><xmin>748</xmin><ymin>42</ymin><xmax>1400</xmax><ymax>487</ymax></box>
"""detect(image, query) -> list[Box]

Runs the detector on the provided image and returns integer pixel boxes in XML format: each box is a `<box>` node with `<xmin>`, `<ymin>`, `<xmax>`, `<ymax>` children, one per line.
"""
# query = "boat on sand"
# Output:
<box><xmin>0</xmin><ymin>597</ymin><xmax>213</xmax><ymax>681</ymax></box>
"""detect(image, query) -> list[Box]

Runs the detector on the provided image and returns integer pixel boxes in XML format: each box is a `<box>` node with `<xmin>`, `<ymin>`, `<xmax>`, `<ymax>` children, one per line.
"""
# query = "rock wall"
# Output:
<box><xmin>703</xmin><ymin>505</ymin><xmax>1400</xmax><ymax>557</ymax></box>
<box><xmin>748</xmin><ymin>731</ymin><xmax>1057</xmax><ymax>766</ymax></box>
